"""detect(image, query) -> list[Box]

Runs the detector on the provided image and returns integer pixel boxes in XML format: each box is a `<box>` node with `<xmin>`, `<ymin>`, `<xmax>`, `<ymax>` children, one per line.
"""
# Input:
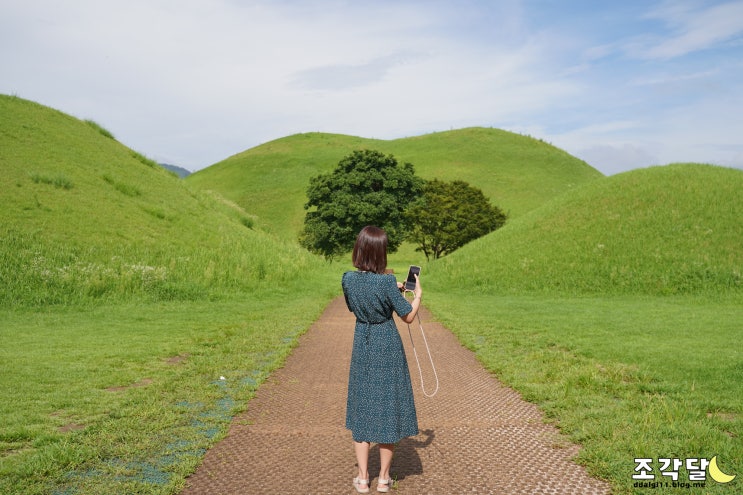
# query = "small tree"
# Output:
<box><xmin>406</xmin><ymin>179</ymin><xmax>507</xmax><ymax>260</ymax></box>
<box><xmin>299</xmin><ymin>149</ymin><xmax>423</xmax><ymax>259</ymax></box>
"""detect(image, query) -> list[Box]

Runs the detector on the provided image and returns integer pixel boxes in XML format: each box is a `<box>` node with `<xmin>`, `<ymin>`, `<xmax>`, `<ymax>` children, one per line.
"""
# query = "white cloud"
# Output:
<box><xmin>1</xmin><ymin>0</ymin><xmax>742</xmax><ymax>174</ymax></box>
<box><xmin>289</xmin><ymin>52</ymin><xmax>427</xmax><ymax>92</ymax></box>
<box><xmin>638</xmin><ymin>1</ymin><xmax>743</xmax><ymax>59</ymax></box>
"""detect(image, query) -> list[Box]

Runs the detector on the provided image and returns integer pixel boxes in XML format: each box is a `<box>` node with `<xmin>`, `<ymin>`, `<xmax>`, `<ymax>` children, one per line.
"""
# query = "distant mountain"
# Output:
<box><xmin>160</xmin><ymin>163</ymin><xmax>191</xmax><ymax>177</ymax></box>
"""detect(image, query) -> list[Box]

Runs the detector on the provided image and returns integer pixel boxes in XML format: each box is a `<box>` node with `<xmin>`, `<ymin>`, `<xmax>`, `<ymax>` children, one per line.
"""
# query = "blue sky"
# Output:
<box><xmin>2</xmin><ymin>0</ymin><xmax>742</xmax><ymax>175</ymax></box>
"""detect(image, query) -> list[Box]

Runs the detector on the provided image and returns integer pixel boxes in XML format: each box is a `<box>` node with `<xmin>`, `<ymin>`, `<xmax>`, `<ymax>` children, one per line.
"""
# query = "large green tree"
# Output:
<box><xmin>406</xmin><ymin>179</ymin><xmax>507</xmax><ymax>260</ymax></box>
<box><xmin>300</xmin><ymin>149</ymin><xmax>423</xmax><ymax>259</ymax></box>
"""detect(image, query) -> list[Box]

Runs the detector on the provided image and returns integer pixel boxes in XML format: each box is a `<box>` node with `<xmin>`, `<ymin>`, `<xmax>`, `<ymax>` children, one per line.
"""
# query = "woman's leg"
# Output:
<box><xmin>378</xmin><ymin>443</ymin><xmax>394</xmax><ymax>485</ymax></box>
<box><xmin>353</xmin><ymin>441</ymin><xmax>370</xmax><ymax>490</ymax></box>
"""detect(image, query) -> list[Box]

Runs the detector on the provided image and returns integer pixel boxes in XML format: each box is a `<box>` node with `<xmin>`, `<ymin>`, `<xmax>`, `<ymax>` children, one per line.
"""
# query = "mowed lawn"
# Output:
<box><xmin>3</xmin><ymin>290</ymin><xmax>738</xmax><ymax>495</ymax></box>
<box><xmin>427</xmin><ymin>291</ymin><xmax>742</xmax><ymax>494</ymax></box>
<box><xmin>0</xmin><ymin>289</ymin><xmax>335</xmax><ymax>495</ymax></box>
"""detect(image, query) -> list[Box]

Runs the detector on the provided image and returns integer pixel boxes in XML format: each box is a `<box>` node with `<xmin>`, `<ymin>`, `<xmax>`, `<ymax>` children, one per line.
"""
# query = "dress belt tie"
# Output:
<box><xmin>358</xmin><ymin>320</ymin><xmax>385</xmax><ymax>346</ymax></box>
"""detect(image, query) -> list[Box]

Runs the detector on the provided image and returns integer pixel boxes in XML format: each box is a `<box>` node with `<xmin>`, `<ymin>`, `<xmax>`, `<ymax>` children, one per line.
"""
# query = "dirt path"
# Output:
<box><xmin>180</xmin><ymin>297</ymin><xmax>611</xmax><ymax>494</ymax></box>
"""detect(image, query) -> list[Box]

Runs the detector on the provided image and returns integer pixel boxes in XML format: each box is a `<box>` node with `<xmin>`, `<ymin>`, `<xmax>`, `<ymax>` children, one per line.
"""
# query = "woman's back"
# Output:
<box><xmin>342</xmin><ymin>271</ymin><xmax>410</xmax><ymax>324</ymax></box>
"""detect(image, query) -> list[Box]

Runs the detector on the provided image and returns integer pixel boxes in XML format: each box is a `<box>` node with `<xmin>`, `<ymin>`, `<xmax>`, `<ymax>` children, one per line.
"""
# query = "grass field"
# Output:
<box><xmin>2</xmin><ymin>94</ymin><xmax>741</xmax><ymax>494</ymax></box>
<box><xmin>426</xmin><ymin>291</ymin><xmax>742</xmax><ymax>494</ymax></box>
<box><xmin>3</xmin><ymin>287</ymin><xmax>738</xmax><ymax>494</ymax></box>
<box><xmin>0</xmin><ymin>283</ymin><xmax>337</xmax><ymax>495</ymax></box>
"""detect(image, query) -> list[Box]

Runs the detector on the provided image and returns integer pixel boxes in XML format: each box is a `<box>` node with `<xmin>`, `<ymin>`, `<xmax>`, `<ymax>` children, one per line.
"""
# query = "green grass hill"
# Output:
<box><xmin>429</xmin><ymin>163</ymin><xmax>743</xmax><ymax>295</ymax></box>
<box><xmin>0</xmin><ymin>95</ymin><xmax>325</xmax><ymax>307</ymax></box>
<box><xmin>185</xmin><ymin>129</ymin><xmax>603</xmax><ymax>239</ymax></box>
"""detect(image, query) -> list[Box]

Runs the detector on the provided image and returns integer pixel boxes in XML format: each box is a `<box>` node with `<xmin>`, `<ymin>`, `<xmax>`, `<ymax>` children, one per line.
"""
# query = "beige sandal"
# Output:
<box><xmin>353</xmin><ymin>477</ymin><xmax>370</xmax><ymax>494</ymax></box>
<box><xmin>377</xmin><ymin>477</ymin><xmax>392</xmax><ymax>493</ymax></box>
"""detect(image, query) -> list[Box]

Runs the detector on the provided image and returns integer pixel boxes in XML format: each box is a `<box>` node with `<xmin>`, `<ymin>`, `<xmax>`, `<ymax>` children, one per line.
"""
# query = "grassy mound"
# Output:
<box><xmin>0</xmin><ymin>95</ymin><xmax>326</xmax><ymax>307</ymax></box>
<box><xmin>185</xmin><ymin>128</ymin><xmax>602</xmax><ymax>239</ymax></box>
<box><xmin>430</xmin><ymin>163</ymin><xmax>743</xmax><ymax>295</ymax></box>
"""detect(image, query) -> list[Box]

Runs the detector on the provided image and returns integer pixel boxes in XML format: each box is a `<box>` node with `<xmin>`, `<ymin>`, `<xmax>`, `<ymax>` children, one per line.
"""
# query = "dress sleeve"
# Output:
<box><xmin>341</xmin><ymin>271</ymin><xmax>353</xmax><ymax>312</ymax></box>
<box><xmin>386</xmin><ymin>274</ymin><xmax>413</xmax><ymax>317</ymax></box>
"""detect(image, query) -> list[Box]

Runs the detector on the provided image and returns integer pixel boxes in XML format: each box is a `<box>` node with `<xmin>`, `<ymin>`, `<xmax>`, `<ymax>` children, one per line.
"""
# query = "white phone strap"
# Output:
<box><xmin>404</xmin><ymin>291</ymin><xmax>439</xmax><ymax>397</ymax></box>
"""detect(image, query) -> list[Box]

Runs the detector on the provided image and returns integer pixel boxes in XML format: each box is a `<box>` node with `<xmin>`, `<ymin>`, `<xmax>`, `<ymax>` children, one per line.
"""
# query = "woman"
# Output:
<box><xmin>341</xmin><ymin>225</ymin><xmax>422</xmax><ymax>493</ymax></box>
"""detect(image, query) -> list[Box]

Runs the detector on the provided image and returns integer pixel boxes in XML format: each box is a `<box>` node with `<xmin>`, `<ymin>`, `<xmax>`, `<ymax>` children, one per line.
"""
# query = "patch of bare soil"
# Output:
<box><xmin>106</xmin><ymin>377</ymin><xmax>153</xmax><ymax>392</ymax></box>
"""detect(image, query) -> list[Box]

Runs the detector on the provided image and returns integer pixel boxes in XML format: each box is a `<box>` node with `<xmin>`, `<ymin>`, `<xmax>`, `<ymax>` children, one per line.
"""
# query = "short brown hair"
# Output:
<box><xmin>352</xmin><ymin>226</ymin><xmax>388</xmax><ymax>274</ymax></box>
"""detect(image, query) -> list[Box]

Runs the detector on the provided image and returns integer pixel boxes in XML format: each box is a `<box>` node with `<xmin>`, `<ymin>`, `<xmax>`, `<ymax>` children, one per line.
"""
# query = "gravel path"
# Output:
<box><xmin>180</xmin><ymin>296</ymin><xmax>611</xmax><ymax>494</ymax></box>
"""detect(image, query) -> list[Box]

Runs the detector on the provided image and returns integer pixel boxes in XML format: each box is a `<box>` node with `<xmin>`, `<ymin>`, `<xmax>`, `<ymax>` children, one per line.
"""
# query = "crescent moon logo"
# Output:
<box><xmin>709</xmin><ymin>455</ymin><xmax>736</xmax><ymax>484</ymax></box>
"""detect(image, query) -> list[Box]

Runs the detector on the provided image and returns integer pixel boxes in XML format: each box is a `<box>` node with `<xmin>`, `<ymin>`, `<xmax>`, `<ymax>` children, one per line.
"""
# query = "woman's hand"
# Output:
<box><xmin>401</xmin><ymin>274</ymin><xmax>422</xmax><ymax>324</ymax></box>
<box><xmin>414</xmin><ymin>274</ymin><xmax>422</xmax><ymax>299</ymax></box>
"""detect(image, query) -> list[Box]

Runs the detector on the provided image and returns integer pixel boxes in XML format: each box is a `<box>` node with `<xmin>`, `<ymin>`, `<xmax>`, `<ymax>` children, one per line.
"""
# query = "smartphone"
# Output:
<box><xmin>404</xmin><ymin>265</ymin><xmax>421</xmax><ymax>291</ymax></box>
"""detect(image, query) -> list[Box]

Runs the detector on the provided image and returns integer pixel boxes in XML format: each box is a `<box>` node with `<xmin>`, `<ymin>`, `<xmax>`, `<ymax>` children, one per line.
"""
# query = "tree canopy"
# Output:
<box><xmin>406</xmin><ymin>179</ymin><xmax>507</xmax><ymax>260</ymax></box>
<box><xmin>299</xmin><ymin>149</ymin><xmax>423</xmax><ymax>259</ymax></box>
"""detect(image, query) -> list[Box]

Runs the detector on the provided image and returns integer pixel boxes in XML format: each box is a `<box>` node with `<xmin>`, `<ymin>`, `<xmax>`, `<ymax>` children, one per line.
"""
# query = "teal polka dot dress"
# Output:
<box><xmin>342</xmin><ymin>271</ymin><xmax>419</xmax><ymax>443</ymax></box>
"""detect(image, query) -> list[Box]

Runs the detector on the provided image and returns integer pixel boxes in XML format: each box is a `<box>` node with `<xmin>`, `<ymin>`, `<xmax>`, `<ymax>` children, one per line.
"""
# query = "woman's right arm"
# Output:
<box><xmin>400</xmin><ymin>274</ymin><xmax>422</xmax><ymax>324</ymax></box>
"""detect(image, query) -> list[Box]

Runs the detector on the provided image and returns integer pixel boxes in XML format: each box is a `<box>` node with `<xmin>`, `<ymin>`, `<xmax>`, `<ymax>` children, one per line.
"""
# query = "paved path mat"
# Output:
<box><xmin>180</xmin><ymin>296</ymin><xmax>611</xmax><ymax>494</ymax></box>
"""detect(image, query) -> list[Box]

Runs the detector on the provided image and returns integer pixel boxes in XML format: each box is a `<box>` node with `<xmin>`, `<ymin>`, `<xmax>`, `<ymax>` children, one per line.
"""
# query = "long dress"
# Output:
<box><xmin>341</xmin><ymin>270</ymin><xmax>419</xmax><ymax>443</ymax></box>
